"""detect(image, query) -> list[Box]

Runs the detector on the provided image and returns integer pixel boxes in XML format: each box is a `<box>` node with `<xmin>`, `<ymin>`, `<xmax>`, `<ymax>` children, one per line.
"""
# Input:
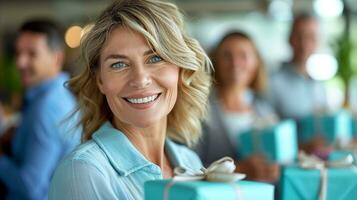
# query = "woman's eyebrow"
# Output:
<box><xmin>104</xmin><ymin>54</ymin><xmax>127</xmax><ymax>61</ymax></box>
<box><xmin>143</xmin><ymin>49</ymin><xmax>155</xmax><ymax>56</ymax></box>
<box><xmin>104</xmin><ymin>49</ymin><xmax>155</xmax><ymax>61</ymax></box>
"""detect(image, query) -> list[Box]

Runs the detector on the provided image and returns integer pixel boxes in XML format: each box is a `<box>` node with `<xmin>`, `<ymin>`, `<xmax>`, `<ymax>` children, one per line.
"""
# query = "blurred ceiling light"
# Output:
<box><xmin>65</xmin><ymin>25</ymin><xmax>82</xmax><ymax>48</ymax></box>
<box><xmin>268</xmin><ymin>0</ymin><xmax>293</xmax><ymax>21</ymax></box>
<box><xmin>307</xmin><ymin>53</ymin><xmax>338</xmax><ymax>81</ymax></box>
<box><xmin>313</xmin><ymin>0</ymin><xmax>344</xmax><ymax>18</ymax></box>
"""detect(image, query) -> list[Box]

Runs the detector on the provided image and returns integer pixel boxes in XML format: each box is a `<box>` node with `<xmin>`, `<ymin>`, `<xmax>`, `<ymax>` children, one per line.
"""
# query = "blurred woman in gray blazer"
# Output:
<box><xmin>195</xmin><ymin>31</ymin><xmax>279</xmax><ymax>182</ymax></box>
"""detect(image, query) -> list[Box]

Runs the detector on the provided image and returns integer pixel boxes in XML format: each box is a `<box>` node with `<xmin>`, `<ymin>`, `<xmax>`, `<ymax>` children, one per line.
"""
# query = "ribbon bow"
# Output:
<box><xmin>173</xmin><ymin>157</ymin><xmax>246</xmax><ymax>182</ymax></box>
<box><xmin>163</xmin><ymin>157</ymin><xmax>246</xmax><ymax>200</ymax></box>
<box><xmin>298</xmin><ymin>151</ymin><xmax>354</xmax><ymax>200</ymax></box>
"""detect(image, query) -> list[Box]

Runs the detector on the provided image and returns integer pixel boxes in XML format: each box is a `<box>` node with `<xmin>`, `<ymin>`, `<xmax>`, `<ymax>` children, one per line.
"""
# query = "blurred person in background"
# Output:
<box><xmin>269</xmin><ymin>13</ymin><xmax>327</xmax><ymax>120</ymax></box>
<box><xmin>268</xmin><ymin>14</ymin><xmax>329</xmax><ymax>155</ymax></box>
<box><xmin>0</xmin><ymin>102</ymin><xmax>6</xmax><ymax>140</ymax></box>
<box><xmin>195</xmin><ymin>31</ymin><xmax>279</xmax><ymax>182</ymax></box>
<box><xmin>0</xmin><ymin>19</ymin><xmax>80</xmax><ymax>200</ymax></box>
<box><xmin>0</xmin><ymin>102</ymin><xmax>4</xmax><ymax>132</ymax></box>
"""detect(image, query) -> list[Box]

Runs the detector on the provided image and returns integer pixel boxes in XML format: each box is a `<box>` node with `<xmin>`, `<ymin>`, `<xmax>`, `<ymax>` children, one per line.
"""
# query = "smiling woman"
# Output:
<box><xmin>48</xmin><ymin>0</ymin><xmax>212</xmax><ymax>199</ymax></box>
<box><xmin>97</xmin><ymin>27</ymin><xmax>180</xmax><ymax>130</ymax></box>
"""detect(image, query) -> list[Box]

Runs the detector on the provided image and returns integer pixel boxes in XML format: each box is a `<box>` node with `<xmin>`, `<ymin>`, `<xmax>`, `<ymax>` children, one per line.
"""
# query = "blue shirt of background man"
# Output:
<box><xmin>0</xmin><ymin>73</ymin><xmax>81</xmax><ymax>200</ymax></box>
<box><xmin>49</xmin><ymin>121</ymin><xmax>202</xmax><ymax>200</ymax></box>
<box><xmin>269</xmin><ymin>62</ymin><xmax>327</xmax><ymax>120</ymax></box>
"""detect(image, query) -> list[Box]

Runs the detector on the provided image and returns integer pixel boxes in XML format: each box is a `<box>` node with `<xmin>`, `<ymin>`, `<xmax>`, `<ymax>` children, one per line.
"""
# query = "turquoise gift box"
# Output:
<box><xmin>280</xmin><ymin>166</ymin><xmax>357</xmax><ymax>200</ymax></box>
<box><xmin>144</xmin><ymin>180</ymin><xmax>274</xmax><ymax>200</ymax></box>
<box><xmin>329</xmin><ymin>150</ymin><xmax>356</xmax><ymax>161</ymax></box>
<box><xmin>238</xmin><ymin>120</ymin><xmax>298</xmax><ymax>163</ymax></box>
<box><xmin>352</xmin><ymin>116</ymin><xmax>357</xmax><ymax>136</ymax></box>
<box><xmin>298</xmin><ymin>111</ymin><xmax>353</xmax><ymax>144</ymax></box>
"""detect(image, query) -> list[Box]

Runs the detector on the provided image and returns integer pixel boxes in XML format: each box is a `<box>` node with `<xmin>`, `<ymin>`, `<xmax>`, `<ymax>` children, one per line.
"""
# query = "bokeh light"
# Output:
<box><xmin>65</xmin><ymin>25</ymin><xmax>83</xmax><ymax>48</ymax></box>
<box><xmin>307</xmin><ymin>53</ymin><xmax>338</xmax><ymax>81</ymax></box>
<box><xmin>313</xmin><ymin>0</ymin><xmax>344</xmax><ymax>18</ymax></box>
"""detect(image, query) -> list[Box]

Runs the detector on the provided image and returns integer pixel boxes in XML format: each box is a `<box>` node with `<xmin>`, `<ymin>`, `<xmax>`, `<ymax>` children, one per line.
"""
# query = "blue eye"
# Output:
<box><xmin>111</xmin><ymin>62</ymin><xmax>128</xmax><ymax>69</ymax></box>
<box><xmin>148</xmin><ymin>55</ymin><xmax>163</xmax><ymax>64</ymax></box>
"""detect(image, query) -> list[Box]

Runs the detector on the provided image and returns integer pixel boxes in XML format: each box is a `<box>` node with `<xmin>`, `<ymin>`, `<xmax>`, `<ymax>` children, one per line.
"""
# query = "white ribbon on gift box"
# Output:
<box><xmin>298</xmin><ymin>151</ymin><xmax>354</xmax><ymax>200</ymax></box>
<box><xmin>163</xmin><ymin>157</ymin><xmax>246</xmax><ymax>200</ymax></box>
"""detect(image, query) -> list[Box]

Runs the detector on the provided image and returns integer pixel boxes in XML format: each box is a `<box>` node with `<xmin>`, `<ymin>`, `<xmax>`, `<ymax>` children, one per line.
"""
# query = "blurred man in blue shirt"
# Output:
<box><xmin>268</xmin><ymin>14</ymin><xmax>330</xmax><ymax>156</ymax></box>
<box><xmin>0</xmin><ymin>19</ymin><xmax>81</xmax><ymax>200</ymax></box>
<box><xmin>269</xmin><ymin>14</ymin><xmax>327</xmax><ymax>120</ymax></box>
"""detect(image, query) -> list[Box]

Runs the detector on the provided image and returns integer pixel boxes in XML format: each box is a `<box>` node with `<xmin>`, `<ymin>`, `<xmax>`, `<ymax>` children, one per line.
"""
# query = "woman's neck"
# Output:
<box><xmin>217</xmin><ymin>85</ymin><xmax>251</xmax><ymax>112</ymax></box>
<box><xmin>113</xmin><ymin>118</ymin><xmax>173</xmax><ymax>178</ymax></box>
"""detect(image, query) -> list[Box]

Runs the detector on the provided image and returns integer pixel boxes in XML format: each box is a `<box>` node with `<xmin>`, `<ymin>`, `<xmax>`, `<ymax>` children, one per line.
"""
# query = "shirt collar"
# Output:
<box><xmin>283</xmin><ymin>62</ymin><xmax>313</xmax><ymax>81</ymax></box>
<box><xmin>92</xmin><ymin>121</ymin><xmax>184</xmax><ymax>176</ymax></box>
<box><xmin>164</xmin><ymin>139</ymin><xmax>184</xmax><ymax>168</ymax></box>
<box><xmin>25</xmin><ymin>73</ymin><xmax>69</xmax><ymax>103</ymax></box>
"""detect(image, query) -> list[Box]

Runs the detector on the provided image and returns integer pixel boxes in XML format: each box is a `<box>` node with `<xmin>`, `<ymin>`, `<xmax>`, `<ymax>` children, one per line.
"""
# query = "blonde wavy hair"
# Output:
<box><xmin>69</xmin><ymin>0</ymin><xmax>212</xmax><ymax>146</ymax></box>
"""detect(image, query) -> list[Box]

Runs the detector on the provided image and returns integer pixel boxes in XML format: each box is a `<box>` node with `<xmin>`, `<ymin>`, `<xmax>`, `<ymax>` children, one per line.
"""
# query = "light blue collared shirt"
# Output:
<box><xmin>49</xmin><ymin>121</ymin><xmax>202</xmax><ymax>200</ymax></box>
<box><xmin>0</xmin><ymin>73</ymin><xmax>81</xmax><ymax>200</ymax></box>
<box><xmin>268</xmin><ymin>62</ymin><xmax>327</xmax><ymax>120</ymax></box>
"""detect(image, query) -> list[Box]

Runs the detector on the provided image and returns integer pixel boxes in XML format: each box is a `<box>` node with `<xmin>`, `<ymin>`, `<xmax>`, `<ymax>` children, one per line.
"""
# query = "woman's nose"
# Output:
<box><xmin>129</xmin><ymin>65</ymin><xmax>152</xmax><ymax>89</ymax></box>
<box><xmin>230</xmin><ymin>57</ymin><xmax>241</xmax><ymax>69</ymax></box>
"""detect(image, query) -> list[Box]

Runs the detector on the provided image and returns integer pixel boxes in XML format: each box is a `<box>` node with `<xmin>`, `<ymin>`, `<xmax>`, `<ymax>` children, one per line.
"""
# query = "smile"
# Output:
<box><xmin>124</xmin><ymin>93</ymin><xmax>161</xmax><ymax>104</ymax></box>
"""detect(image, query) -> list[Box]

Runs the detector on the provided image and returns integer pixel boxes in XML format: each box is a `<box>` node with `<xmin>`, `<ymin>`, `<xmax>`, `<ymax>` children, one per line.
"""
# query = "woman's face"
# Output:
<box><xmin>97</xmin><ymin>26</ymin><xmax>180</xmax><ymax>129</ymax></box>
<box><xmin>215</xmin><ymin>37</ymin><xmax>258</xmax><ymax>88</ymax></box>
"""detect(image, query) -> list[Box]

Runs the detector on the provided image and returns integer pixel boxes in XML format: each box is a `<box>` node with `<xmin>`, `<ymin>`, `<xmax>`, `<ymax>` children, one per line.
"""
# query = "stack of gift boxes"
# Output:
<box><xmin>237</xmin><ymin>110</ymin><xmax>357</xmax><ymax>199</ymax></box>
<box><xmin>143</xmin><ymin>119</ymin><xmax>296</xmax><ymax>199</ymax></box>
<box><xmin>144</xmin><ymin>110</ymin><xmax>357</xmax><ymax>200</ymax></box>
<box><xmin>280</xmin><ymin>110</ymin><xmax>357</xmax><ymax>200</ymax></box>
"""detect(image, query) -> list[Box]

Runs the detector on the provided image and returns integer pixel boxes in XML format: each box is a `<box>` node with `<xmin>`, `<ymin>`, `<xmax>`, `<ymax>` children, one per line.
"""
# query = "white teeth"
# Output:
<box><xmin>126</xmin><ymin>94</ymin><xmax>158</xmax><ymax>104</ymax></box>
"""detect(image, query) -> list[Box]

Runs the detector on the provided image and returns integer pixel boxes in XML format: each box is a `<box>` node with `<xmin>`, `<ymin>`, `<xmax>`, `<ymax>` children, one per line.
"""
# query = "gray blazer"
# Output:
<box><xmin>194</xmin><ymin>90</ymin><xmax>277</xmax><ymax>166</ymax></box>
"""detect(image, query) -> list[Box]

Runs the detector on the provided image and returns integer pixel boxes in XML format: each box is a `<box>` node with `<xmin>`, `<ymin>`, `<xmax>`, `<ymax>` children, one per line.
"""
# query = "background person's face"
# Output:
<box><xmin>290</xmin><ymin>19</ymin><xmax>319</xmax><ymax>63</ymax></box>
<box><xmin>215</xmin><ymin>37</ymin><xmax>258</xmax><ymax>89</ymax></box>
<box><xmin>15</xmin><ymin>32</ymin><xmax>59</xmax><ymax>88</ymax></box>
<box><xmin>97</xmin><ymin>27</ymin><xmax>179</xmax><ymax>129</ymax></box>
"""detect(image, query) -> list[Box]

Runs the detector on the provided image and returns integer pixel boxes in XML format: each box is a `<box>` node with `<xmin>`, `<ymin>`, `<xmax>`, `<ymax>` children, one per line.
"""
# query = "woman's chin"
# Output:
<box><xmin>127</xmin><ymin>116</ymin><xmax>164</xmax><ymax>129</ymax></box>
